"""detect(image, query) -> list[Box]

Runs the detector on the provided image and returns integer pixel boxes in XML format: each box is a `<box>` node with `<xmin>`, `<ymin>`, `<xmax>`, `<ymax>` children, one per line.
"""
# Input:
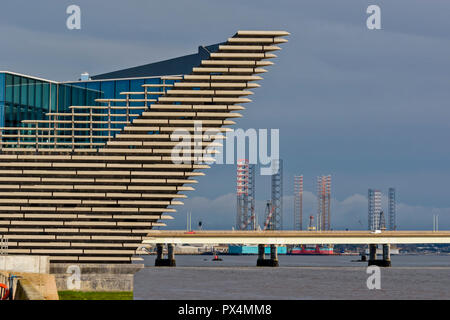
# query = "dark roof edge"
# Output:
<box><xmin>91</xmin><ymin>43</ymin><xmax>223</xmax><ymax>80</ymax></box>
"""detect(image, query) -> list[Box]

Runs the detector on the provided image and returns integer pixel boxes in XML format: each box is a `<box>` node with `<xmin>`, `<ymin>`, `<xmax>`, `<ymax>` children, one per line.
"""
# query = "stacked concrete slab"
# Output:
<box><xmin>0</xmin><ymin>31</ymin><xmax>289</xmax><ymax>263</ymax></box>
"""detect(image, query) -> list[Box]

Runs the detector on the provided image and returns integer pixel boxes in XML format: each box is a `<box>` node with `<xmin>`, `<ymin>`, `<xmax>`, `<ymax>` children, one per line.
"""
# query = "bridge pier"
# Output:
<box><xmin>155</xmin><ymin>243</ymin><xmax>176</xmax><ymax>267</ymax></box>
<box><xmin>368</xmin><ymin>244</ymin><xmax>391</xmax><ymax>267</ymax></box>
<box><xmin>382</xmin><ymin>244</ymin><xmax>391</xmax><ymax>267</ymax></box>
<box><xmin>257</xmin><ymin>244</ymin><xmax>265</xmax><ymax>262</ymax></box>
<box><xmin>360</xmin><ymin>250</ymin><xmax>367</xmax><ymax>262</ymax></box>
<box><xmin>369</xmin><ymin>244</ymin><xmax>377</xmax><ymax>262</ymax></box>
<box><xmin>256</xmin><ymin>244</ymin><xmax>279</xmax><ymax>267</ymax></box>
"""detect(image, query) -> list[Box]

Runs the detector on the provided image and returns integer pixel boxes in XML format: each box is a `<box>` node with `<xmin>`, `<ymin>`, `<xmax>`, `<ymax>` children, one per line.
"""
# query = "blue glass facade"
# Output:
<box><xmin>60</xmin><ymin>77</ymin><xmax>177</xmax><ymax>133</ymax></box>
<box><xmin>0</xmin><ymin>43</ymin><xmax>220</xmax><ymax>129</ymax></box>
<box><xmin>62</xmin><ymin>77</ymin><xmax>176</xmax><ymax>108</ymax></box>
<box><xmin>0</xmin><ymin>73</ymin><xmax>177</xmax><ymax>131</ymax></box>
<box><xmin>0</xmin><ymin>73</ymin><xmax>4</xmax><ymax>127</ymax></box>
<box><xmin>0</xmin><ymin>72</ymin><xmax>57</xmax><ymax>128</ymax></box>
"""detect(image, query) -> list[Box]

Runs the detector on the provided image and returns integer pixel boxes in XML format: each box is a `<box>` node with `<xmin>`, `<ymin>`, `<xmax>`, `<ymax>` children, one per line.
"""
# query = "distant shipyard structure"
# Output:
<box><xmin>236</xmin><ymin>159</ymin><xmax>256</xmax><ymax>230</ymax></box>
<box><xmin>368</xmin><ymin>188</ymin><xmax>396</xmax><ymax>231</ymax></box>
<box><xmin>270</xmin><ymin>159</ymin><xmax>283</xmax><ymax>230</ymax></box>
<box><xmin>292</xmin><ymin>174</ymin><xmax>331</xmax><ymax>231</ymax></box>
<box><xmin>293</xmin><ymin>175</ymin><xmax>303</xmax><ymax>230</ymax></box>
<box><xmin>388</xmin><ymin>187</ymin><xmax>396</xmax><ymax>230</ymax></box>
<box><xmin>317</xmin><ymin>175</ymin><xmax>332</xmax><ymax>231</ymax></box>
<box><xmin>368</xmin><ymin>189</ymin><xmax>382</xmax><ymax>231</ymax></box>
<box><xmin>235</xmin><ymin>159</ymin><xmax>283</xmax><ymax>231</ymax></box>
<box><xmin>290</xmin><ymin>175</ymin><xmax>334</xmax><ymax>255</ymax></box>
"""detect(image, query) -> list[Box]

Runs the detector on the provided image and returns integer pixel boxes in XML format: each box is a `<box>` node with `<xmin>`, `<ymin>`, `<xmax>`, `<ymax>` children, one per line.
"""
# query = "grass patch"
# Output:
<box><xmin>58</xmin><ymin>291</ymin><xmax>133</xmax><ymax>300</ymax></box>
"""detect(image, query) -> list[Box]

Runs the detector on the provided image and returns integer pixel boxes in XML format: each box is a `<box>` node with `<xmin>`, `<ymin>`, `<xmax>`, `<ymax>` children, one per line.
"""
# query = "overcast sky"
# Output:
<box><xmin>1</xmin><ymin>0</ymin><xmax>449</xmax><ymax>230</ymax></box>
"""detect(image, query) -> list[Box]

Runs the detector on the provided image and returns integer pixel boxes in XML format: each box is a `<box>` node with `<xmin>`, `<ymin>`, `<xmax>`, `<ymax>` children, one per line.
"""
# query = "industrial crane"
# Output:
<box><xmin>263</xmin><ymin>202</ymin><xmax>275</xmax><ymax>231</ymax></box>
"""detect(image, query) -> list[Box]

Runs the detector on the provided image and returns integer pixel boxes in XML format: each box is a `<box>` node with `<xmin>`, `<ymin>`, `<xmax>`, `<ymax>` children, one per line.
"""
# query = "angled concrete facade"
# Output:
<box><xmin>0</xmin><ymin>30</ymin><xmax>289</xmax><ymax>263</ymax></box>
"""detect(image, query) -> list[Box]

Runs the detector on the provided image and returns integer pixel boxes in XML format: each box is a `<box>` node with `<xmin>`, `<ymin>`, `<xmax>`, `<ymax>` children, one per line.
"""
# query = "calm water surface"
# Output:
<box><xmin>134</xmin><ymin>255</ymin><xmax>450</xmax><ymax>300</ymax></box>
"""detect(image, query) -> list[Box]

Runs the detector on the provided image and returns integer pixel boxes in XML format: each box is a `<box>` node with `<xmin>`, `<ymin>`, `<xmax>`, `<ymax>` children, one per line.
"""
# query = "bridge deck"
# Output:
<box><xmin>143</xmin><ymin>230</ymin><xmax>450</xmax><ymax>245</ymax></box>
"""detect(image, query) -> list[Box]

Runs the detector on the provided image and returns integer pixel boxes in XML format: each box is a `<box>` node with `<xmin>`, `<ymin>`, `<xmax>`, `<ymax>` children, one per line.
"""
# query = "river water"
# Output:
<box><xmin>133</xmin><ymin>255</ymin><xmax>450</xmax><ymax>300</ymax></box>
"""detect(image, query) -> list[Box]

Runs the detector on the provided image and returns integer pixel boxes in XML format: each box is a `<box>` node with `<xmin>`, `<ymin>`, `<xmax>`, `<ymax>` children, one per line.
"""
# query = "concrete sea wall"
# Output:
<box><xmin>51</xmin><ymin>263</ymin><xmax>144</xmax><ymax>292</ymax></box>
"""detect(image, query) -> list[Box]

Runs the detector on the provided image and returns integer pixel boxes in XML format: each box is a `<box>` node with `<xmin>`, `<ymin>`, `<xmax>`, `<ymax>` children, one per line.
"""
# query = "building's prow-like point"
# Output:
<box><xmin>236</xmin><ymin>30</ymin><xmax>291</xmax><ymax>36</ymax></box>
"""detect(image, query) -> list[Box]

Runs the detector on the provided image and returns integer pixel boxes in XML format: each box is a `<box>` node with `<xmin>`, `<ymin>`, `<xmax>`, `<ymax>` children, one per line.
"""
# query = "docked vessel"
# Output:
<box><xmin>228</xmin><ymin>245</ymin><xmax>287</xmax><ymax>255</ymax></box>
<box><xmin>289</xmin><ymin>244</ymin><xmax>334</xmax><ymax>255</ymax></box>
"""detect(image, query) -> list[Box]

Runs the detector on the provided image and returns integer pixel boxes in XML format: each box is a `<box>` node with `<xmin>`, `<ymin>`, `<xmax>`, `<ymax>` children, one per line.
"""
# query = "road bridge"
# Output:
<box><xmin>143</xmin><ymin>230</ymin><xmax>450</xmax><ymax>267</ymax></box>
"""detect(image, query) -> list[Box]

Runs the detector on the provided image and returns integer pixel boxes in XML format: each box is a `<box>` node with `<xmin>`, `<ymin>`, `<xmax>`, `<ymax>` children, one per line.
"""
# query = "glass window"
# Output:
<box><xmin>35</xmin><ymin>80</ymin><xmax>42</xmax><ymax>108</ymax></box>
<box><xmin>12</xmin><ymin>105</ymin><xmax>18</xmax><ymax>124</ymax></box>
<box><xmin>71</xmin><ymin>83</ymin><xmax>86</xmax><ymax>106</ymax></box>
<box><xmin>145</xmin><ymin>78</ymin><xmax>159</xmax><ymax>85</ymax></box>
<box><xmin>85</xmin><ymin>81</ymin><xmax>102</xmax><ymax>136</ymax></box>
<box><xmin>100</xmin><ymin>81</ymin><xmax>114</xmax><ymax>99</ymax></box>
<box><xmin>86</xmin><ymin>82</ymin><xmax>100</xmax><ymax>106</ymax></box>
<box><xmin>0</xmin><ymin>102</ymin><xmax>4</xmax><ymax>127</ymax></box>
<box><xmin>5</xmin><ymin>74</ymin><xmax>13</xmax><ymax>103</ymax></box>
<box><xmin>29</xmin><ymin>105</ymin><xmax>37</xmax><ymax>121</ymax></box>
<box><xmin>115</xmin><ymin>80</ymin><xmax>129</xmax><ymax>95</ymax></box>
<box><xmin>71</xmin><ymin>85</ymin><xmax>79</xmax><ymax>106</ymax></box>
<box><xmin>57</xmin><ymin>84</ymin><xmax>65</xmax><ymax>112</ymax></box>
<box><xmin>13</xmin><ymin>76</ymin><xmax>20</xmax><ymax>104</ymax></box>
<box><xmin>130</xmin><ymin>79</ymin><xmax>144</xmax><ymax>92</ymax></box>
<box><xmin>115</xmin><ymin>80</ymin><xmax>129</xmax><ymax>100</ymax></box>
<box><xmin>51</xmin><ymin>84</ymin><xmax>57</xmax><ymax>112</ymax></box>
<box><xmin>146</xmin><ymin>77</ymin><xmax>165</xmax><ymax>101</ymax></box>
<box><xmin>21</xmin><ymin>77</ymin><xmax>28</xmax><ymax>106</ymax></box>
<box><xmin>0</xmin><ymin>73</ymin><xmax>4</xmax><ymax>102</ymax></box>
<box><xmin>28</xmin><ymin>79</ymin><xmax>35</xmax><ymax>107</ymax></box>
<box><xmin>5</xmin><ymin>103</ymin><xmax>11</xmax><ymax>127</ymax></box>
<box><xmin>20</xmin><ymin>105</ymin><xmax>27</xmax><ymax>122</ymax></box>
<box><xmin>114</xmin><ymin>80</ymin><xmax>129</xmax><ymax>127</ymax></box>
<box><xmin>130</xmin><ymin>79</ymin><xmax>144</xmax><ymax>107</ymax></box>
<box><xmin>42</xmin><ymin>82</ymin><xmax>50</xmax><ymax>112</ymax></box>
<box><xmin>58</xmin><ymin>84</ymin><xmax>71</xmax><ymax>113</ymax></box>
<box><xmin>99</xmin><ymin>81</ymin><xmax>115</xmax><ymax>129</ymax></box>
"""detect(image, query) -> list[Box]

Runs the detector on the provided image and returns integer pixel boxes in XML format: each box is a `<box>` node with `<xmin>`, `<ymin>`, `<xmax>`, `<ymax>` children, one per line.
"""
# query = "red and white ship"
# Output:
<box><xmin>289</xmin><ymin>244</ymin><xmax>334</xmax><ymax>255</ymax></box>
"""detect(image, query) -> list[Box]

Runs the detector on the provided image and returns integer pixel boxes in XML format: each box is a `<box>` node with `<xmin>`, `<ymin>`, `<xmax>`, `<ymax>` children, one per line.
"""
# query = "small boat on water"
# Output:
<box><xmin>212</xmin><ymin>255</ymin><xmax>223</xmax><ymax>261</ymax></box>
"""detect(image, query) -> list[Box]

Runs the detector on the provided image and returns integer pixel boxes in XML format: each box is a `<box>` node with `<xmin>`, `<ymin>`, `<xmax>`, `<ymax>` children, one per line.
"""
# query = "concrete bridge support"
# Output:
<box><xmin>368</xmin><ymin>244</ymin><xmax>391</xmax><ymax>267</ymax></box>
<box><xmin>360</xmin><ymin>249</ymin><xmax>367</xmax><ymax>262</ymax></box>
<box><xmin>257</xmin><ymin>244</ymin><xmax>265</xmax><ymax>262</ymax></box>
<box><xmin>256</xmin><ymin>244</ymin><xmax>279</xmax><ymax>267</ymax></box>
<box><xmin>382</xmin><ymin>244</ymin><xmax>391</xmax><ymax>267</ymax></box>
<box><xmin>155</xmin><ymin>243</ymin><xmax>176</xmax><ymax>267</ymax></box>
<box><xmin>369</xmin><ymin>244</ymin><xmax>377</xmax><ymax>262</ymax></box>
